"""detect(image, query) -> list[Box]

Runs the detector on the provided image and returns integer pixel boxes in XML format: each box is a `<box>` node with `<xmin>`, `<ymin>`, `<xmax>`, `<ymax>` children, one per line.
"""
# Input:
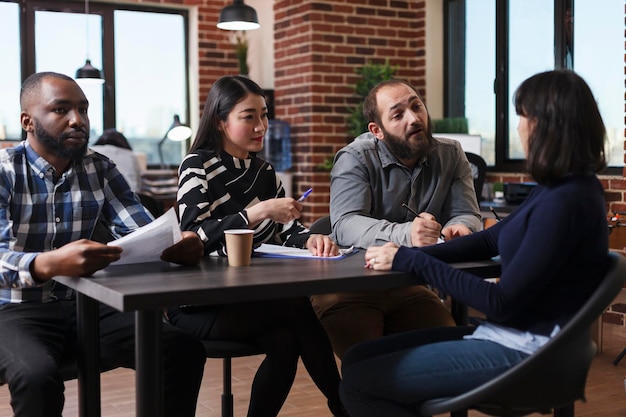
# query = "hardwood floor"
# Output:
<box><xmin>0</xmin><ymin>324</ymin><xmax>624</xmax><ymax>416</ymax></box>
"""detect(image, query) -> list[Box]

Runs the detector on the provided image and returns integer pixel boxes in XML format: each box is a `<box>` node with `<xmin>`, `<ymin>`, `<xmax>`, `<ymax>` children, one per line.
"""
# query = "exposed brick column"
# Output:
<box><xmin>273</xmin><ymin>0</ymin><xmax>428</xmax><ymax>225</ymax></box>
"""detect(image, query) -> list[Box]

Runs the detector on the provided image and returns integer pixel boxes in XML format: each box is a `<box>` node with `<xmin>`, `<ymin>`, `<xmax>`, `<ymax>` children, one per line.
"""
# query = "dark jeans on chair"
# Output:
<box><xmin>0</xmin><ymin>299</ymin><xmax>206</xmax><ymax>417</ymax></box>
<box><xmin>340</xmin><ymin>326</ymin><xmax>529</xmax><ymax>417</ymax></box>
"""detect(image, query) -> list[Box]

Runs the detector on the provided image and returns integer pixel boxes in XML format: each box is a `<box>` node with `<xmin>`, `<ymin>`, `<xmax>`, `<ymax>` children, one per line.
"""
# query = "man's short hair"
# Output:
<box><xmin>20</xmin><ymin>72</ymin><xmax>74</xmax><ymax>110</ymax></box>
<box><xmin>362</xmin><ymin>79</ymin><xmax>424</xmax><ymax>127</ymax></box>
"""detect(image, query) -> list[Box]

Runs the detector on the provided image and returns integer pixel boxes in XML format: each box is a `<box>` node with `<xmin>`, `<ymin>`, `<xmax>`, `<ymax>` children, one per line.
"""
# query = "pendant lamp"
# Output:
<box><xmin>75</xmin><ymin>0</ymin><xmax>104</xmax><ymax>83</ymax></box>
<box><xmin>217</xmin><ymin>0</ymin><xmax>260</xmax><ymax>31</ymax></box>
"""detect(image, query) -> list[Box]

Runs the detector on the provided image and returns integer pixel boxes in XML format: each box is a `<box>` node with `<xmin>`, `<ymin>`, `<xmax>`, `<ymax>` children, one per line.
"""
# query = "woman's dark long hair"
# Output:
<box><xmin>513</xmin><ymin>69</ymin><xmax>606</xmax><ymax>184</ymax></box>
<box><xmin>189</xmin><ymin>75</ymin><xmax>266</xmax><ymax>155</ymax></box>
<box><xmin>94</xmin><ymin>129</ymin><xmax>133</xmax><ymax>150</ymax></box>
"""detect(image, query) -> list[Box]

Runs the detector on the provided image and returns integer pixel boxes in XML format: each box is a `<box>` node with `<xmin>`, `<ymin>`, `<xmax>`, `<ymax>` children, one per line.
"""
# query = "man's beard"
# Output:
<box><xmin>34</xmin><ymin>121</ymin><xmax>88</xmax><ymax>161</ymax></box>
<box><xmin>381</xmin><ymin>124</ymin><xmax>434</xmax><ymax>161</ymax></box>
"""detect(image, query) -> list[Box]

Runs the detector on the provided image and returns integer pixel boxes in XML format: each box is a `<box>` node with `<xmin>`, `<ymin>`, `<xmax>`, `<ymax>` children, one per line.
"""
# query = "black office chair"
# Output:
<box><xmin>309</xmin><ymin>215</ymin><xmax>332</xmax><ymax>235</ymax></box>
<box><xmin>417</xmin><ymin>251</ymin><xmax>626</xmax><ymax>417</ymax></box>
<box><xmin>202</xmin><ymin>341</ymin><xmax>264</xmax><ymax>417</ymax></box>
<box><xmin>138</xmin><ymin>192</ymin><xmax>164</xmax><ymax>218</ymax></box>
<box><xmin>445</xmin><ymin>152</ymin><xmax>488</xmax><ymax>324</ymax></box>
<box><xmin>465</xmin><ymin>152</ymin><xmax>487</xmax><ymax>204</ymax></box>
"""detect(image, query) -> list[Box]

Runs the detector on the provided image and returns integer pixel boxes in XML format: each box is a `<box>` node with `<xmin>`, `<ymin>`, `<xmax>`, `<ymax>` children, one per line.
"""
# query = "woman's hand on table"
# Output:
<box><xmin>306</xmin><ymin>234</ymin><xmax>339</xmax><ymax>257</ymax></box>
<box><xmin>365</xmin><ymin>242</ymin><xmax>400</xmax><ymax>270</ymax></box>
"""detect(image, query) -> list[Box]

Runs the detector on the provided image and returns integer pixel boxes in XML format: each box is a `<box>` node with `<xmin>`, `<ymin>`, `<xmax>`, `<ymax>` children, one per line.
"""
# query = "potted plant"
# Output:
<box><xmin>319</xmin><ymin>60</ymin><xmax>398</xmax><ymax>170</ymax></box>
<box><xmin>431</xmin><ymin>117</ymin><xmax>469</xmax><ymax>134</ymax></box>
<box><xmin>347</xmin><ymin>60</ymin><xmax>398</xmax><ymax>138</ymax></box>
<box><xmin>230</xmin><ymin>31</ymin><xmax>249</xmax><ymax>76</ymax></box>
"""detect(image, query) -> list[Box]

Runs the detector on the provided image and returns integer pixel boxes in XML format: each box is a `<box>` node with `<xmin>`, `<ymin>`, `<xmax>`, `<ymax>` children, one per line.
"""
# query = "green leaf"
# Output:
<box><xmin>347</xmin><ymin>60</ymin><xmax>398</xmax><ymax>139</ymax></box>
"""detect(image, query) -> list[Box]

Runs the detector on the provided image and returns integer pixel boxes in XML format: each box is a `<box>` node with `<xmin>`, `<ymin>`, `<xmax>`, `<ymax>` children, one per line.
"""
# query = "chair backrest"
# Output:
<box><xmin>419</xmin><ymin>251</ymin><xmax>626</xmax><ymax>416</ymax></box>
<box><xmin>138</xmin><ymin>193</ymin><xmax>164</xmax><ymax>218</ymax></box>
<box><xmin>309</xmin><ymin>215</ymin><xmax>332</xmax><ymax>235</ymax></box>
<box><xmin>465</xmin><ymin>152</ymin><xmax>487</xmax><ymax>204</ymax></box>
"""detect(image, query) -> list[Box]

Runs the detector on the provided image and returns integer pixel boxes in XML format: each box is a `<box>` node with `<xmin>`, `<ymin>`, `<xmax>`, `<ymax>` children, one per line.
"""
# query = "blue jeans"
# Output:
<box><xmin>339</xmin><ymin>326</ymin><xmax>529</xmax><ymax>417</ymax></box>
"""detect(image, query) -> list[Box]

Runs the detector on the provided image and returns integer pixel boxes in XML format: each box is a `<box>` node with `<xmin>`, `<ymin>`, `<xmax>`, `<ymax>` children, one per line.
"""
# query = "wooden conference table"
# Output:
<box><xmin>55</xmin><ymin>252</ymin><xmax>500</xmax><ymax>417</ymax></box>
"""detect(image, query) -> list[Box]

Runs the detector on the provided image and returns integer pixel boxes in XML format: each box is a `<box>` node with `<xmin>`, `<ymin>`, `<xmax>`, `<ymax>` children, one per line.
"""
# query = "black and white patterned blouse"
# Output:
<box><xmin>177</xmin><ymin>149</ymin><xmax>310</xmax><ymax>255</ymax></box>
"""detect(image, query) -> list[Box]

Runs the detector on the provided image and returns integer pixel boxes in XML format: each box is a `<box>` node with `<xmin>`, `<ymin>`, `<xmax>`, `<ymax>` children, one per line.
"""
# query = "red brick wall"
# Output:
<box><xmin>139</xmin><ymin>0</ymin><xmax>625</xmax><ymax>226</ymax></box>
<box><xmin>273</xmin><ymin>0</ymin><xmax>428</xmax><ymax>223</ymax></box>
<box><xmin>131</xmin><ymin>0</ymin><xmax>427</xmax><ymax>224</ymax></box>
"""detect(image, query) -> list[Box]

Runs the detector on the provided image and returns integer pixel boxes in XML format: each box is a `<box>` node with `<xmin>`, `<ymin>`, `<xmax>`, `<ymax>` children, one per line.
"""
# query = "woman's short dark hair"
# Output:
<box><xmin>94</xmin><ymin>129</ymin><xmax>133</xmax><ymax>150</ymax></box>
<box><xmin>513</xmin><ymin>69</ymin><xmax>606</xmax><ymax>184</ymax></box>
<box><xmin>189</xmin><ymin>75</ymin><xmax>266</xmax><ymax>154</ymax></box>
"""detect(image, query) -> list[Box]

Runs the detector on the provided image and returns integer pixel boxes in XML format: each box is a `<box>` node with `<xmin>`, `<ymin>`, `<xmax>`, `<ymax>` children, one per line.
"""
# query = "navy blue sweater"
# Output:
<box><xmin>393</xmin><ymin>174</ymin><xmax>608</xmax><ymax>336</ymax></box>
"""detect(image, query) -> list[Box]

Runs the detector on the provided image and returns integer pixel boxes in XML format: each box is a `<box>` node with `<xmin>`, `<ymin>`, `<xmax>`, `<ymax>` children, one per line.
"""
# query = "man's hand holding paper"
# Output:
<box><xmin>108</xmin><ymin>208</ymin><xmax>203</xmax><ymax>265</ymax></box>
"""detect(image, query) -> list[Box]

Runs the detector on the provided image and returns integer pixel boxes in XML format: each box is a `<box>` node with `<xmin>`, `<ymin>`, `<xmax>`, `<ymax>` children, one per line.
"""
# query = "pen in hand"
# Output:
<box><xmin>297</xmin><ymin>188</ymin><xmax>313</xmax><ymax>202</ymax></box>
<box><xmin>401</xmin><ymin>203</ymin><xmax>419</xmax><ymax>217</ymax></box>
<box><xmin>402</xmin><ymin>203</ymin><xmax>445</xmax><ymax>242</ymax></box>
<box><xmin>489</xmin><ymin>206</ymin><xmax>502</xmax><ymax>222</ymax></box>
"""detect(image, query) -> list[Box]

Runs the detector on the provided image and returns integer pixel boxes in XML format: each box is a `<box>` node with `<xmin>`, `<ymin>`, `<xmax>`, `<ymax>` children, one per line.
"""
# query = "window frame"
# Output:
<box><xmin>12</xmin><ymin>0</ymin><xmax>191</xmax><ymax>165</ymax></box>
<box><xmin>445</xmin><ymin>0</ymin><xmax>621</xmax><ymax>175</ymax></box>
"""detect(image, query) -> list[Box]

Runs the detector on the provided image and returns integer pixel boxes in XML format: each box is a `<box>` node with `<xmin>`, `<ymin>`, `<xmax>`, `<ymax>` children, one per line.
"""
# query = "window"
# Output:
<box><xmin>0</xmin><ymin>2</ymin><xmax>21</xmax><ymax>141</ymax></box>
<box><xmin>573</xmin><ymin>1</ymin><xmax>623</xmax><ymax>167</ymax></box>
<box><xmin>0</xmin><ymin>0</ymin><xmax>190</xmax><ymax>167</ymax></box>
<box><xmin>446</xmin><ymin>0</ymin><xmax>624</xmax><ymax>172</ymax></box>
<box><xmin>34</xmin><ymin>10</ymin><xmax>104</xmax><ymax>138</ymax></box>
<box><xmin>114</xmin><ymin>10</ymin><xmax>189</xmax><ymax>166</ymax></box>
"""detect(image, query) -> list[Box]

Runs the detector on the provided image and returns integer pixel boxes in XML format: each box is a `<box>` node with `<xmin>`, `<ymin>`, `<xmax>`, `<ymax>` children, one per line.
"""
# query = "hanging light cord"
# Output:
<box><xmin>84</xmin><ymin>0</ymin><xmax>90</xmax><ymax>60</ymax></box>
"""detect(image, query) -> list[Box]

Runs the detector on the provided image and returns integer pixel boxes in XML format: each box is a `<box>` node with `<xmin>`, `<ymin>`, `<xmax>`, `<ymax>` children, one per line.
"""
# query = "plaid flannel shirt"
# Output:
<box><xmin>0</xmin><ymin>141</ymin><xmax>153</xmax><ymax>304</ymax></box>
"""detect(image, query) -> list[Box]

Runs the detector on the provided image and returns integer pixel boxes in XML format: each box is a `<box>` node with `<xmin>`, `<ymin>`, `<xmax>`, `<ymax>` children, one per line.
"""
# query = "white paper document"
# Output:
<box><xmin>254</xmin><ymin>243</ymin><xmax>358</xmax><ymax>260</ymax></box>
<box><xmin>108</xmin><ymin>208</ymin><xmax>182</xmax><ymax>265</ymax></box>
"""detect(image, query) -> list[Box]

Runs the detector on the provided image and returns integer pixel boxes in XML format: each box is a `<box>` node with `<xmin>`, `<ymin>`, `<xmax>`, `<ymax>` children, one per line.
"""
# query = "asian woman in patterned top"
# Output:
<box><xmin>167</xmin><ymin>75</ymin><xmax>348</xmax><ymax>417</ymax></box>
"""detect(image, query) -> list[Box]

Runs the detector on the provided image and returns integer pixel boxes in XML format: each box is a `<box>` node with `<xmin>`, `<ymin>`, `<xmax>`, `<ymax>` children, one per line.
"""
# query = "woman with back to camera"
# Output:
<box><xmin>339</xmin><ymin>69</ymin><xmax>609</xmax><ymax>416</ymax></box>
<box><xmin>92</xmin><ymin>128</ymin><xmax>143</xmax><ymax>192</ymax></box>
<box><xmin>167</xmin><ymin>75</ymin><xmax>348</xmax><ymax>417</ymax></box>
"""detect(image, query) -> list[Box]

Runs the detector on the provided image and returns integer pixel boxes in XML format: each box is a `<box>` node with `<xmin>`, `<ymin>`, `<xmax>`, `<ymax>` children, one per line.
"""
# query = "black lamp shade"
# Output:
<box><xmin>75</xmin><ymin>59</ymin><xmax>104</xmax><ymax>83</ymax></box>
<box><xmin>217</xmin><ymin>0</ymin><xmax>260</xmax><ymax>31</ymax></box>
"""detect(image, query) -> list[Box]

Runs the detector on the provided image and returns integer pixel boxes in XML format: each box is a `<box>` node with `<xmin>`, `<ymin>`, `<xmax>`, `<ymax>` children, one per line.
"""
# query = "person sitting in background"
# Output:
<box><xmin>0</xmin><ymin>71</ymin><xmax>206</xmax><ymax>417</ymax></box>
<box><xmin>312</xmin><ymin>79</ymin><xmax>482</xmax><ymax>359</ymax></box>
<box><xmin>167</xmin><ymin>75</ymin><xmax>348</xmax><ymax>417</ymax></box>
<box><xmin>92</xmin><ymin>128</ymin><xmax>143</xmax><ymax>192</ymax></box>
<box><xmin>92</xmin><ymin>129</ymin><xmax>163</xmax><ymax>217</ymax></box>
<box><xmin>339</xmin><ymin>69</ymin><xmax>609</xmax><ymax>416</ymax></box>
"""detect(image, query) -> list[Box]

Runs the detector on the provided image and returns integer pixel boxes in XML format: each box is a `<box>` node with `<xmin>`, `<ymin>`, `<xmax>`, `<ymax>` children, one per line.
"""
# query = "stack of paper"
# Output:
<box><xmin>107</xmin><ymin>208</ymin><xmax>182</xmax><ymax>265</ymax></box>
<box><xmin>254</xmin><ymin>243</ymin><xmax>357</xmax><ymax>260</ymax></box>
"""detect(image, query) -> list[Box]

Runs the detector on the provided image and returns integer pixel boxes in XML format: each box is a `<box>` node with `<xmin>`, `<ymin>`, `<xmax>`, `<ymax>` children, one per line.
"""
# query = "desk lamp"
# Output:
<box><xmin>158</xmin><ymin>115</ymin><xmax>192</xmax><ymax>169</ymax></box>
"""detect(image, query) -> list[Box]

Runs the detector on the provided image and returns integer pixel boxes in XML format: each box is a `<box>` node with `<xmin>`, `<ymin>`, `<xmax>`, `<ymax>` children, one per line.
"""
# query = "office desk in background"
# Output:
<box><xmin>55</xmin><ymin>253</ymin><xmax>500</xmax><ymax>417</ymax></box>
<box><xmin>480</xmin><ymin>199</ymin><xmax>520</xmax><ymax>215</ymax></box>
<box><xmin>140</xmin><ymin>169</ymin><xmax>178</xmax><ymax>212</ymax></box>
<box><xmin>480</xmin><ymin>199</ymin><xmax>520</xmax><ymax>228</ymax></box>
